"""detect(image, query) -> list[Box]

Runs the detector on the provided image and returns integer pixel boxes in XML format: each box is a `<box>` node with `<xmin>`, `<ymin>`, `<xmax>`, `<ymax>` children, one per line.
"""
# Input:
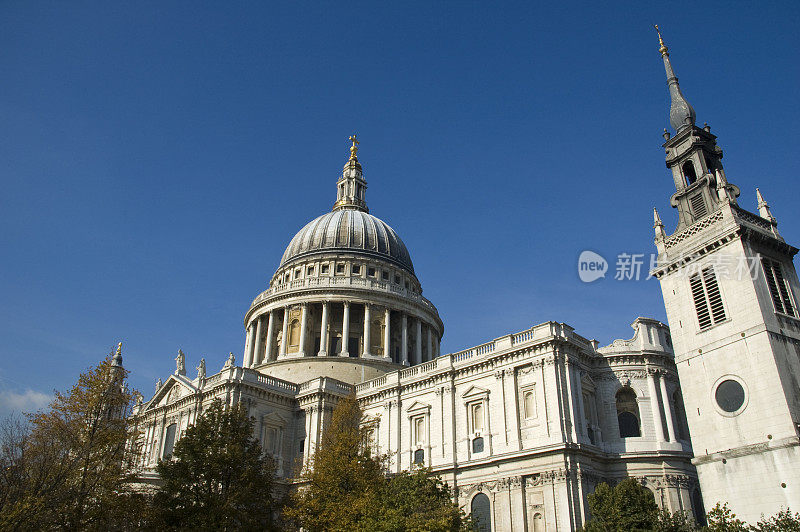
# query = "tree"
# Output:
<box><xmin>367</xmin><ymin>467</ymin><xmax>469</xmax><ymax>532</ymax></box>
<box><xmin>705</xmin><ymin>502</ymin><xmax>749</xmax><ymax>532</ymax></box>
<box><xmin>582</xmin><ymin>478</ymin><xmax>659</xmax><ymax>531</ymax></box>
<box><xmin>752</xmin><ymin>508</ymin><xmax>800</xmax><ymax>531</ymax></box>
<box><xmin>284</xmin><ymin>393</ymin><xmax>385</xmax><ymax>531</ymax></box>
<box><xmin>285</xmin><ymin>394</ymin><xmax>469</xmax><ymax>531</ymax></box>
<box><xmin>0</xmin><ymin>347</ymin><xmax>140</xmax><ymax>531</ymax></box>
<box><xmin>152</xmin><ymin>398</ymin><xmax>278</xmax><ymax>530</ymax></box>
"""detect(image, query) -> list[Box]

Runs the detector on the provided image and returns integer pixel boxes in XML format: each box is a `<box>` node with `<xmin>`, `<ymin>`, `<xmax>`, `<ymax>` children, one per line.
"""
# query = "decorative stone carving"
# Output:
<box><xmin>175</xmin><ymin>349</ymin><xmax>186</xmax><ymax>376</ymax></box>
<box><xmin>197</xmin><ymin>358</ymin><xmax>206</xmax><ymax>381</ymax></box>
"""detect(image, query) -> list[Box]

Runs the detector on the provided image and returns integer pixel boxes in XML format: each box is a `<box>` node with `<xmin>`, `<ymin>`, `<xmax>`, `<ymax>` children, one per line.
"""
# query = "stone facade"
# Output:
<box><xmin>132</xmin><ymin>140</ymin><xmax>700</xmax><ymax>531</ymax></box>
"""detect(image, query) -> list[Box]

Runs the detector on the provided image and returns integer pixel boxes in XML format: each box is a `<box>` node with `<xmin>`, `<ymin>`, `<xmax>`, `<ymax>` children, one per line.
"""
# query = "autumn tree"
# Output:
<box><xmin>0</xmin><ymin>345</ymin><xmax>141</xmax><ymax>531</ymax></box>
<box><xmin>152</xmin><ymin>398</ymin><xmax>278</xmax><ymax>530</ymax></box>
<box><xmin>285</xmin><ymin>393</ymin><xmax>468</xmax><ymax>531</ymax></box>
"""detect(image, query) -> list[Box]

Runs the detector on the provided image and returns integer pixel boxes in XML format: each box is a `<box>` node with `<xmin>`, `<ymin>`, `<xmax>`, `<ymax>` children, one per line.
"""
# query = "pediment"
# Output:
<box><xmin>145</xmin><ymin>375</ymin><xmax>198</xmax><ymax>410</ymax></box>
<box><xmin>406</xmin><ymin>401</ymin><xmax>431</xmax><ymax>414</ymax></box>
<box><xmin>262</xmin><ymin>411</ymin><xmax>289</xmax><ymax>425</ymax></box>
<box><xmin>461</xmin><ymin>385</ymin><xmax>490</xmax><ymax>400</ymax></box>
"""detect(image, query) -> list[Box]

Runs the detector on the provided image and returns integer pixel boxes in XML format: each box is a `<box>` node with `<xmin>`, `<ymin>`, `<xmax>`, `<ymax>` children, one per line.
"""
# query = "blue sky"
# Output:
<box><xmin>1</xmin><ymin>1</ymin><xmax>798</xmax><ymax>413</ymax></box>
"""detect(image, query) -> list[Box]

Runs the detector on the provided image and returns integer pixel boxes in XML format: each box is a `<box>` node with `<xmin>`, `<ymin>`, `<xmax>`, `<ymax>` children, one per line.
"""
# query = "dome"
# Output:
<box><xmin>279</xmin><ymin>209</ymin><xmax>415</xmax><ymax>274</ymax></box>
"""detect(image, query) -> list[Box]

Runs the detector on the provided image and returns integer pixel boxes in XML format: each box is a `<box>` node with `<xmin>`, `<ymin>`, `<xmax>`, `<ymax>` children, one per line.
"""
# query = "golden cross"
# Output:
<box><xmin>349</xmin><ymin>134</ymin><xmax>359</xmax><ymax>159</ymax></box>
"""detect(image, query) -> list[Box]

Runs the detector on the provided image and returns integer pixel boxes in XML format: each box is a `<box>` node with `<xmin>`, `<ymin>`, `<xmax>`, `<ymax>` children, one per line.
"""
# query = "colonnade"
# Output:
<box><xmin>242</xmin><ymin>301</ymin><xmax>439</xmax><ymax>368</ymax></box>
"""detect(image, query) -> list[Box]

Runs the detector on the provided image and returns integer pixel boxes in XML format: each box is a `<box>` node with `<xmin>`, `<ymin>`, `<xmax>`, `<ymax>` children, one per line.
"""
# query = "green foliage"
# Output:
<box><xmin>752</xmin><ymin>508</ymin><xmax>800</xmax><ymax>531</ymax></box>
<box><xmin>366</xmin><ymin>467</ymin><xmax>469</xmax><ymax>531</ymax></box>
<box><xmin>654</xmin><ymin>508</ymin><xmax>699</xmax><ymax>532</ymax></box>
<box><xmin>583</xmin><ymin>478</ymin><xmax>660</xmax><ymax>532</ymax></box>
<box><xmin>152</xmin><ymin>398</ymin><xmax>278</xmax><ymax>530</ymax></box>
<box><xmin>285</xmin><ymin>394</ymin><xmax>469</xmax><ymax>531</ymax></box>
<box><xmin>0</xmin><ymin>352</ymin><xmax>140</xmax><ymax>531</ymax></box>
<box><xmin>705</xmin><ymin>502</ymin><xmax>749</xmax><ymax>532</ymax></box>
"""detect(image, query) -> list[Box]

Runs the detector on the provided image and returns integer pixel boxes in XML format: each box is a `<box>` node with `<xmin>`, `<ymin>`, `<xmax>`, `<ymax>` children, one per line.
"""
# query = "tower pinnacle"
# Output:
<box><xmin>111</xmin><ymin>341</ymin><xmax>124</xmax><ymax>368</ymax></box>
<box><xmin>655</xmin><ymin>25</ymin><xmax>696</xmax><ymax>132</ymax></box>
<box><xmin>333</xmin><ymin>135</ymin><xmax>369</xmax><ymax>212</ymax></box>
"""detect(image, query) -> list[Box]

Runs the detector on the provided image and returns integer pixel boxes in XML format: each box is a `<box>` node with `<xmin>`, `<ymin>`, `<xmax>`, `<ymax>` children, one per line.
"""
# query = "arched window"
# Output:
<box><xmin>616</xmin><ymin>387</ymin><xmax>641</xmax><ymax>438</ymax></box>
<box><xmin>288</xmin><ymin>319</ymin><xmax>301</xmax><ymax>350</ymax></box>
<box><xmin>413</xmin><ymin>448</ymin><xmax>425</xmax><ymax>465</ymax></box>
<box><xmin>682</xmin><ymin>161</ymin><xmax>698</xmax><ymax>186</ymax></box>
<box><xmin>533</xmin><ymin>513</ymin><xmax>544</xmax><ymax>532</ymax></box>
<box><xmin>162</xmin><ymin>423</ymin><xmax>177</xmax><ymax>459</ymax></box>
<box><xmin>471</xmin><ymin>403</ymin><xmax>484</xmax><ymax>433</ymax></box>
<box><xmin>523</xmin><ymin>390</ymin><xmax>536</xmax><ymax>419</ymax></box>
<box><xmin>673</xmin><ymin>389</ymin><xmax>690</xmax><ymax>440</ymax></box>
<box><xmin>471</xmin><ymin>493</ymin><xmax>491</xmax><ymax>532</ymax></box>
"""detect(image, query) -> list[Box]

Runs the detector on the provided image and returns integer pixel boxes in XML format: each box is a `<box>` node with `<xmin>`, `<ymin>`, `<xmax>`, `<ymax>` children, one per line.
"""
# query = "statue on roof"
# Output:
<box><xmin>175</xmin><ymin>349</ymin><xmax>186</xmax><ymax>376</ymax></box>
<box><xmin>197</xmin><ymin>358</ymin><xmax>206</xmax><ymax>380</ymax></box>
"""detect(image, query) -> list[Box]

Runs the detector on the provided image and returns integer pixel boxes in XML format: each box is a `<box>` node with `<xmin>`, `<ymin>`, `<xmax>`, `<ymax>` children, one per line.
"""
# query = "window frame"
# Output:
<box><xmin>761</xmin><ymin>256</ymin><xmax>797</xmax><ymax>317</ymax></box>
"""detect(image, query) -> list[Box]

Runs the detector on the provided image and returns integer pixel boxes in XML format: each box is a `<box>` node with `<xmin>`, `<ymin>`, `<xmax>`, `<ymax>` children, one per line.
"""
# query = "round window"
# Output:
<box><xmin>715</xmin><ymin>379</ymin><xmax>745</xmax><ymax>413</ymax></box>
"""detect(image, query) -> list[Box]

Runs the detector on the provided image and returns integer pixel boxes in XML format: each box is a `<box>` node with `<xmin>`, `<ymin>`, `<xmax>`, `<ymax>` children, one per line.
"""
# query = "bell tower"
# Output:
<box><xmin>650</xmin><ymin>27</ymin><xmax>800</xmax><ymax>521</ymax></box>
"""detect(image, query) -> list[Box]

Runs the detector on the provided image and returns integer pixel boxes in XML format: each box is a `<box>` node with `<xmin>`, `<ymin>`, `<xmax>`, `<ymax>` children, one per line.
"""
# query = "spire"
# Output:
<box><xmin>653</xmin><ymin>207</ymin><xmax>666</xmax><ymax>240</ymax></box>
<box><xmin>655</xmin><ymin>25</ymin><xmax>696</xmax><ymax>133</ymax></box>
<box><xmin>757</xmin><ymin>188</ymin><xmax>776</xmax><ymax>222</ymax></box>
<box><xmin>333</xmin><ymin>134</ymin><xmax>369</xmax><ymax>213</ymax></box>
<box><xmin>111</xmin><ymin>341</ymin><xmax>124</xmax><ymax>368</ymax></box>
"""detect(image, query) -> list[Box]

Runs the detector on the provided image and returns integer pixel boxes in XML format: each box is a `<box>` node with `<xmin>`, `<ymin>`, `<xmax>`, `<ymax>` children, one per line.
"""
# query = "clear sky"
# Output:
<box><xmin>1</xmin><ymin>1</ymin><xmax>798</xmax><ymax>414</ymax></box>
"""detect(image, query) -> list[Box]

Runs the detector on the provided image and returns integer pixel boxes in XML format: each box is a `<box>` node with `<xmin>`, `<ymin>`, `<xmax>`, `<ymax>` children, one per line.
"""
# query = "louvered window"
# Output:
<box><xmin>690</xmin><ymin>266</ymin><xmax>726</xmax><ymax>330</ymax></box>
<box><xmin>762</xmin><ymin>257</ymin><xmax>797</xmax><ymax>317</ymax></box>
<box><xmin>690</xmin><ymin>194</ymin><xmax>708</xmax><ymax>219</ymax></box>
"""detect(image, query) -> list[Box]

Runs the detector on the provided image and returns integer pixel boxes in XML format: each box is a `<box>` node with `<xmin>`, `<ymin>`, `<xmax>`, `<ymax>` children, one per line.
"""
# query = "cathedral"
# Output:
<box><xmin>131</xmin><ymin>31</ymin><xmax>800</xmax><ymax>530</ymax></box>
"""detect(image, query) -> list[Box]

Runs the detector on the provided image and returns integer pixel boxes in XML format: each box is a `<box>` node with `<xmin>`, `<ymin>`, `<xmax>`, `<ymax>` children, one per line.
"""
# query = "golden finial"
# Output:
<box><xmin>116</xmin><ymin>341</ymin><xmax>122</xmax><ymax>355</ymax></box>
<box><xmin>654</xmin><ymin>25</ymin><xmax>669</xmax><ymax>56</ymax></box>
<box><xmin>349</xmin><ymin>134</ymin><xmax>359</xmax><ymax>160</ymax></box>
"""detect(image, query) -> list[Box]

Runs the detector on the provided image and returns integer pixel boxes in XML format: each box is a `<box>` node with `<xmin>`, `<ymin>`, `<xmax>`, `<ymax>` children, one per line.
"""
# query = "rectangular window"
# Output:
<box><xmin>321</xmin><ymin>264</ymin><xmax>329</xmax><ymax>274</ymax></box>
<box><xmin>368</xmin><ymin>267</ymin><xmax>376</xmax><ymax>277</ymax></box>
<box><xmin>352</xmin><ymin>265</ymin><xmax>361</xmax><ymax>275</ymax></box>
<box><xmin>162</xmin><ymin>423</ymin><xmax>177</xmax><ymax>459</ymax></box>
<box><xmin>264</xmin><ymin>426</ymin><xmax>280</xmax><ymax>456</ymax></box>
<box><xmin>382</xmin><ymin>271</ymin><xmax>389</xmax><ymax>281</ymax></box>
<box><xmin>336</xmin><ymin>264</ymin><xmax>345</xmax><ymax>275</ymax></box>
<box><xmin>762</xmin><ymin>257</ymin><xmax>797</xmax><ymax>317</ymax></box>
<box><xmin>689</xmin><ymin>265</ymin><xmax>726</xmax><ymax>330</ymax></box>
<box><xmin>307</xmin><ymin>266</ymin><xmax>315</xmax><ymax>276</ymax></box>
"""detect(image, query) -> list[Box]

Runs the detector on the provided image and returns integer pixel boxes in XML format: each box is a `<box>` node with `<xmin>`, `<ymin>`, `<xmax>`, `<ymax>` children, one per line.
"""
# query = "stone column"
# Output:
<box><xmin>265</xmin><ymin>311</ymin><xmax>275</xmax><ymax>362</ymax></box>
<box><xmin>248</xmin><ymin>322</ymin><xmax>257</xmax><ymax>366</ymax></box>
<box><xmin>243</xmin><ymin>324</ymin><xmax>253</xmax><ymax>367</ymax></box>
<box><xmin>426</xmin><ymin>325</ymin><xmax>432</xmax><ymax>362</ymax></box>
<box><xmin>659</xmin><ymin>372</ymin><xmax>676</xmax><ymax>442</ymax></box>
<box><xmin>253</xmin><ymin>315</ymin><xmax>264</xmax><ymax>367</ymax></box>
<box><xmin>319</xmin><ymin>301</ymin><xmax>329</xmax><ymax>356</ymax></box>
<box><xmin>299</xmin><ymin>303</ymin><xmax>308</xmax><ymax>357</ymax></box>
<box><xmin>562</xmin><ymin>357</ymin><xmax>579</xmax><ymax>443</ymax></box>
<box><xmin>280</xmin><ymin>307</ymin><xmax>289</xmax><ymax>357</ymax></box>
<box><xmin>648</xmin><ymin>369</ymin><xmax>666</xmax><ymax>442</ymax></box>
<box><xmin>415</xmin><ymin>318</ymin><xmax>422</xmax><ymax>365</ymax></box>
<box><xmin>401</xmin><ymin>313</ymin><xmax>409</xmax><ymax>366</ymax></box>
<box><xmin>341</xmin><ymin>301</ymin><xmax>350</xmax><ymax>357</ymax></box>
<box><xmin>383</xmin><ymin>308</ymin><xmax>391</xmax><ymax>360</ymax></box>
<box><xmin>575</xmin><ymin>367</ymin><xmax>588</xmax><ymax>439</ymax></box>
<box><xmin>363</xmin><ymin>304</ymin><xmax>372</xmax><ymax>357</ymax></box>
